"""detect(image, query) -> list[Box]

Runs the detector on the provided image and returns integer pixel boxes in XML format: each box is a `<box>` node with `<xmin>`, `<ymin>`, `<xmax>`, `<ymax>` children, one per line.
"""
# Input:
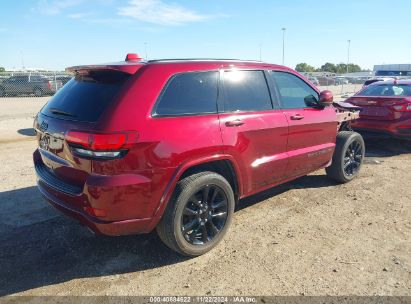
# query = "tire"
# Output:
<box><xmin>156</xmin><ymin>171</ymin><xmax>235</xmax><ymax>256</ymax></box>
<box><xmin>326</xmin><ymin>131</ymin><xmax>365</xmax><ymax>183</ymax></box>
<box><xmin>34</xmin><ymin>88</ymin><xmax>43</xmax><ymax>97</ymax></box>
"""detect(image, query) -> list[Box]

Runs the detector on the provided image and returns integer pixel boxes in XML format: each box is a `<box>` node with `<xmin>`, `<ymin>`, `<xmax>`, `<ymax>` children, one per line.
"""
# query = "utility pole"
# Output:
<box><xmin>281</xmin><ymin>28</ymin><xmax>286</xmax><ymax>65</ymax></box>
<box><xmin>347</xmin><ymin>39</ymin><xmax>351</xmax><ymax>74</ymax></box>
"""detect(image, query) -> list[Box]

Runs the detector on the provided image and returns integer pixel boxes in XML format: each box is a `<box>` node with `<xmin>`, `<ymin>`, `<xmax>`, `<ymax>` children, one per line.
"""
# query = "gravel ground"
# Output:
<box><xmin>0</xmin><ymin>97</ymin><xmax>410</xmax><ymax>297</ymax></box>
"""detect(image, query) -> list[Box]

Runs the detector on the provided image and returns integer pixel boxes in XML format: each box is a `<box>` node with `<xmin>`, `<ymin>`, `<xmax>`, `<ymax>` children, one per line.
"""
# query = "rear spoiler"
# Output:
<box><xmin>66</xmin><ymin>62</ymin><xmax>145</xmax><ymax>75</ymax></box>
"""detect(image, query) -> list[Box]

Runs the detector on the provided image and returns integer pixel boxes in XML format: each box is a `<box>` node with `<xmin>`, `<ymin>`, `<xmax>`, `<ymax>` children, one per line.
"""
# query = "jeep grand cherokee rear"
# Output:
<box><xmin>33</xmin><ymin>59</ymin><xmax>159</xmax><ymax>235</ymax></box>
<box><xmin>34</xmin><ymin>54</ymin><xmax>364</xmax><ymax>256</ymax></box>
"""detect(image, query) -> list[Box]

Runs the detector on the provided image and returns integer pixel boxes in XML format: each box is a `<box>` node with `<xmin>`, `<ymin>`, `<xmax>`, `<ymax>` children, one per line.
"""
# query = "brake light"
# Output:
<box><xmin>125</xmin><ymin>53</ymin><xmax>142</xmax><ymax>61</ymax></box>
<box><xmin>48</xmin><ymin>81</ymin><xmax>52</xmax><ymax>90</ymax></box>
<box><xmin>392</xmin><ymin>103</ymin><xmax>411</xmax><ymax>112</ymax></box>
<box><xmin>65</xmin><ymin>131</ymin><xmax>138</xmax><ymax>159</ymax></box>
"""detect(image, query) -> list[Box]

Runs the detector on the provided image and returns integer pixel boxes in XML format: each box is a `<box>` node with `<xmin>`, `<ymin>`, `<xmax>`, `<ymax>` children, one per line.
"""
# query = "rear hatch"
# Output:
<box><xmin>34</xmin><ymin>68</ymin><xmax>137</xmax><ymax>192</ymax></box>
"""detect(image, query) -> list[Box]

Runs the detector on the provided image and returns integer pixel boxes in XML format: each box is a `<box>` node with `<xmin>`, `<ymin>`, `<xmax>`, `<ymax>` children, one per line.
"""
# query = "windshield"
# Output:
<box><xmin>41</xmin><ymin>70</ymin><xmax>130</xmax><ymax>122</ymax></box>
<box><xmin>358</xmin><ymin>84</ymin><xmax>411</xmax><ymax>97</ymax></box>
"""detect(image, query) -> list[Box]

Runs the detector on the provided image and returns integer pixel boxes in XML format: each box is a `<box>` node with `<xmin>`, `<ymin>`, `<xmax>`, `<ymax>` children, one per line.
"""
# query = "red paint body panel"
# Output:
<box><xmin>284</xmin><ymin>107</ymin><xmax>338</xmax><ymax>178</ymax></box>
<box><xmin>33</xmin><ymin>59</ymin><xmax>339</xmax><ymax>235</ymax></box>
<box><xmin>219</xmin><ymin>110</ymin><xmax>289</xmax><ymax>195</ymax></box>
<box><xmin>350</xmin><ymin>115</ymin><xmax>411</xmax><ymax>139</ymax></box>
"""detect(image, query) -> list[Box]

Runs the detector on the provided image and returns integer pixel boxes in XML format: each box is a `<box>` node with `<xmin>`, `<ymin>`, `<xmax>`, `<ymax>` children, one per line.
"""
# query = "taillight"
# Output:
<box><xmin>392</xmin><ymin>103</ymin><xmax>411</xmax><ymax>112</ymax></box>
<box><xmin>65</xmin><ymin>131</ymin><xmax>138</xmax><ymax>159</ymax></box>
<box><xmin>48</xmin><ymin>81</ymin><xmax>52</xmax><ymax>89</ymax></box>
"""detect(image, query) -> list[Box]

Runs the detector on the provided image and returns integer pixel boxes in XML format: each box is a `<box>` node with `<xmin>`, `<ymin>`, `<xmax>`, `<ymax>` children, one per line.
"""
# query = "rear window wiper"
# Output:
<box><xmin>49</xmin><ymin>108</ymin><xmax>77</xmax><ymax>117</ymax></box>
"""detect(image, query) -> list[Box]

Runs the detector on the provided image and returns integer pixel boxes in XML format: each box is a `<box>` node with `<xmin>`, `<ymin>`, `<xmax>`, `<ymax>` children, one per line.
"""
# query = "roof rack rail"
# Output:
<box><xmin>147</xmin><ymin>58</ymin><xmax>263</xmax><ymax>63</ymax></box>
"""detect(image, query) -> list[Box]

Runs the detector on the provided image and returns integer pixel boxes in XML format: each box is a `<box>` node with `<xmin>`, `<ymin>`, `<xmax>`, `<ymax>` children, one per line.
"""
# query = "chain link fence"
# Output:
<box><xmin>302</xmin><ymin>73</ymin><xmax>368</xmax><ymax>98</ymax></box>
<box><xmin>0</xmin><ymin>71</ymin><xmax>72</xmax><ymax>100</ymax></box>
<box><xmin>0</xmin><ymin>70</ymin><xmax>368</xmax><ymax>102</ymax></box>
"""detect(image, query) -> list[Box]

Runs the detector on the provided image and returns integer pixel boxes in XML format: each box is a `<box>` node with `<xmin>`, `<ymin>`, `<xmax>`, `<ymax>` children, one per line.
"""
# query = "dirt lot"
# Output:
<box><xmin>0</xmin><ymin>98</ymin><xmax>410</xmax><ymax>297</ymax></box>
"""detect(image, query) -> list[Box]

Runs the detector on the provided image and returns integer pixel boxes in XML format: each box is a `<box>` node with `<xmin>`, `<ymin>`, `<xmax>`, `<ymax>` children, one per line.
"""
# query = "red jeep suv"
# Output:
<box><xmin>34</xmin><ymin>54</ymin><xmax>364</xmax><ymax>256</ymax></box>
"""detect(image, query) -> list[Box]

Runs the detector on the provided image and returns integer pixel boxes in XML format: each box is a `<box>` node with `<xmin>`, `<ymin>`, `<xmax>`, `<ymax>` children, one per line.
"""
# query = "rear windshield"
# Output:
<box><xmin>41</xmin><ymin>70</ymin><xmax>130</xmax><ymax>122</ymax></box>
<box><xmin>358</xmin><ymin>84</ymin><xmax>411</xmax><ymax>97</ymax></box>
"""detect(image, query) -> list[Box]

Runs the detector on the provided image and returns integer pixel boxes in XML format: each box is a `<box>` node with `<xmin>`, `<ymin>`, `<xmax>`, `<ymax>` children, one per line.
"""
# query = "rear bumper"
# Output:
<box><xmin>351</xmin><ymin>117</ymin><xmax>411</xmax><ymax>140</ymax></box>
<box><xmin>33</xmin><ymin>149</ymin><xmax>173</xmax><ymax>236</ymax></box>
<box><xmin>37</xmin><ymin>181</ymin><xmax>154</xmax><ymax>236</ymax></box>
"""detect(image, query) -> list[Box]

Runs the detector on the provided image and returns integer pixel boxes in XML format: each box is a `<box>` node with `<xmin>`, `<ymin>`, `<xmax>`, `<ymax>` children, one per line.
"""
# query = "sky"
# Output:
<box><xmin>1</xmin><ymin>0</ymin><xmax>410</xmax><ymax>71</ymax></box>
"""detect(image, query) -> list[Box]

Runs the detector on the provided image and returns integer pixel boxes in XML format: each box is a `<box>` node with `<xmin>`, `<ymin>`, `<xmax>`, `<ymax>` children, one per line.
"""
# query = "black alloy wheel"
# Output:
<box><xmin>156</xmin><ymin>171</ymin><xmax>235</xmax><ymax>256</ymax></box>
<box><xmin>343</xmin><ymin>139</ymin><xmax>363</xmax><ymax>176</ymax></box>
<box><xmin>181</xmin><ymin>184</ymin><xmax>228</xmax><ymax>245</ymax></box>
<box><xmin>326</xmin><ymin>131</ymin><xmax>365</xmax><ymax>183</ymax></box>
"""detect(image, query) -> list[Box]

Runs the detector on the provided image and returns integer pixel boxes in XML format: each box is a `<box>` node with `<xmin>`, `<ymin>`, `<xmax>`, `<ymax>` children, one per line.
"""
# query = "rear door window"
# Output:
<box><xmin>222</xmin><ymin>70</ymin><xmax>272</xmax><ymax>112</ymax></box>
<box><xmin>41</xmin><ymin>70</ymin><xmax>130</xmax><ymax>122</ymax></box>
<box><xmin>270</xmin><ymin>71</ymin><xmax>319</xmax><ymax>109</ymax></box>
<box><xmin>154</xmin><ymin>71</ymin><xmax>218</xmax><ymax>116</ymax></box>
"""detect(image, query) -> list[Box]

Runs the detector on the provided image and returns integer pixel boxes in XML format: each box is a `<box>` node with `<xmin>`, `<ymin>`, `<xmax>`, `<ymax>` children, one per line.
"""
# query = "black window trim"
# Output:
<box><xmin>269</xmin><ymin>70</ymin><xmax>320</xmax><ymax>110</ymax></box>
<box><xmin>151</xmin><ymin>69</ymin><xmax>221</xmax><ymax>118</ymax></box>
<box><xmin>219</xmin><ymin>68</ymin><xmax>275</xmax><ymax>114</ymax></box>
<box><xmin>264</xmin><ymin>70</ymin><xmax>282</xmax><ymax>109</ymax></box>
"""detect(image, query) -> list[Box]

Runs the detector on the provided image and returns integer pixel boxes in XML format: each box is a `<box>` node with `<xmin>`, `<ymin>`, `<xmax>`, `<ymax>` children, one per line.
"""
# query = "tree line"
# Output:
<box><xmin>295</xmin><ymin>62</ymin><xmax>369</xmax><ymax>74</ymax></box>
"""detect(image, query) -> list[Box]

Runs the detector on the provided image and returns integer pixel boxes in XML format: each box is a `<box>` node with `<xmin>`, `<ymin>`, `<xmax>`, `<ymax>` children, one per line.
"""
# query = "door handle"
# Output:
<box><xmin>290</xmin><ymin>114</ymin><xmax>304</xmax><ymax>120</ymax></box>
<box><xmin>225</xmin><ymin>119</ymin><xmax>244</xmax><ymax>127</ymax></box>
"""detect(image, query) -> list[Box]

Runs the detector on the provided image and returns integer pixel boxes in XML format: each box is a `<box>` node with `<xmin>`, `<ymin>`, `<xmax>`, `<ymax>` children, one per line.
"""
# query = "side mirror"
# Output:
<box><xmin>319</xmin><ymin>90</ymin><xmax>333</xmax><ymax>106</ymax></box>
<box><xmin>304</xmin><ymin>94</ymin><xmax>320</xmax><ymax>108</ymax></box>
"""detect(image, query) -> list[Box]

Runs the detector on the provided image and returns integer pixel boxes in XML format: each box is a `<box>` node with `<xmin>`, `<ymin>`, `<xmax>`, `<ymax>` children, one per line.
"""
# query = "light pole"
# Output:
<box><xmin>144</xmin><ymin>42</ymin><xmax>148</xmax><ymax>60</ymax></box>
<box><xmin>281</xmin><ymin>28</ymin><xmax>286</xmax><ymax>65</ymax></box>
<box><xmin>347</xmin><ymin>39</ymin><xmax>351</xmax><ymax>74</ymax></box>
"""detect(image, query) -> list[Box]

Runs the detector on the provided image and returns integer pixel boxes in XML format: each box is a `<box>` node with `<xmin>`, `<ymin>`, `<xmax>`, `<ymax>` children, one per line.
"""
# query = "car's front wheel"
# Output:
<box><xmin>156</xmin><ymin>171</ymin><xmax>235</xmax><ymax>256</ymax></box>
<box><xmin>326</xmin><ymin>131</ymin><xmax>365</xmax><ymax>183</ymax></box>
